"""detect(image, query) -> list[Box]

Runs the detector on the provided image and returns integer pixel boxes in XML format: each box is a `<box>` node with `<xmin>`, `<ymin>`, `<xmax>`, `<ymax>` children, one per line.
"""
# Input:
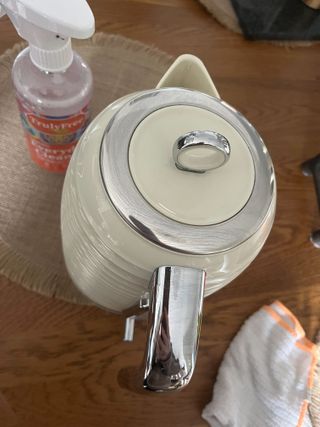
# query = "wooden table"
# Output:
<box><xmin>1</xmin><ymin>1</ymin><xmax>320</xmax><ymax>426</ymax></box>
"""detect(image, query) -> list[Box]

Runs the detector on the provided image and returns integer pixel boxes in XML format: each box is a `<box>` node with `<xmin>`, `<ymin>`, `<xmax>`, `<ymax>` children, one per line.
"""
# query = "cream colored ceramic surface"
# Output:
<box><xmin>178</xmin><ymin>145</ymin><xmax>225</xmax><ymax>170</ymax></box>
<box><xmin>61</xmin><ymin>54</ymin><xmax>276</xmax><ymax>312</ymax></box>
<box><xmin>61</xmin><ymin>93</ymin><xmax>276</xmax><ymax>312</ymax></box>
<box><xmin>129</xmin><ymin>105</ymin><xmax>255</xmax><ymax>225</ymax></box>
<box><xmin>156</xmin><ymin>54</ymin><xmax>220</xmax><ymax>98</ymax></box>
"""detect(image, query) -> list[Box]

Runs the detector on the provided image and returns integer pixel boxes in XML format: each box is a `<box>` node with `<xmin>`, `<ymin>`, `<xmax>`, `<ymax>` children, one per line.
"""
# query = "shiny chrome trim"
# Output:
<box><xmin>142</xmin><ymin>266</ymin><xmax>205</xmax><ymax>392</ymax></box>
<box><xmin>100</xmin><ymin>88</ymin><xmax>275</xmax><ymax>255</ymax></box>
<box><xmin>123</xmin><ymin>316</ymin><xmax>136</xmax><ymax>341</ymax></box>
<box><xmin>173</xmin><ymin>130</ymin><xmax>230</xmax><ymax>173</ymax></box>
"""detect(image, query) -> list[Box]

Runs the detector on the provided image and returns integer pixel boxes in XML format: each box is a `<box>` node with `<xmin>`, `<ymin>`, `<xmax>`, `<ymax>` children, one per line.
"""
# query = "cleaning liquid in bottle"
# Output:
<box><xmin>0</xmin><ymin>0</ymin><xmax>95</xmax><ymax>172</ymax></box>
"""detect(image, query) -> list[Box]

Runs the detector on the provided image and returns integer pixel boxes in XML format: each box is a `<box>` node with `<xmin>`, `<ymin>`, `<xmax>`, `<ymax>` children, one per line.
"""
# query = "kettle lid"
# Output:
<box><xmin>100</xmin><ymin>88</ymin><xmax>275</xmax><ymax>255</ymax></box>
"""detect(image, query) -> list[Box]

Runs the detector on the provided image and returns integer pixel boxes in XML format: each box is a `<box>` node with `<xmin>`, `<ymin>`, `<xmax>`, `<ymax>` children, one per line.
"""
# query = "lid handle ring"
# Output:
<box><xmin>173</xmin><ymin>130</ymin><xmax>230</xmax><ymax>174</ymax></box>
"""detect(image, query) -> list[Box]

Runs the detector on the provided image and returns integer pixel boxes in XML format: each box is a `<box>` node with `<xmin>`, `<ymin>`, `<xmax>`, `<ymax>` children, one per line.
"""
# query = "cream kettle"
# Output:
<box><xmin>61</xmin><ymin>54</ymin><xmax>276</xmax><ymax>392</ymax></box>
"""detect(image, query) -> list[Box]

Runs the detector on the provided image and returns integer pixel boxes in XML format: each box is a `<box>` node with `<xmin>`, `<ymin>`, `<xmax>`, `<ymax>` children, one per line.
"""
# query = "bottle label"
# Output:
<box><xmin>17</xmin><ymin>97</ymin><xmax>90</xmax><ymax>172</ymax></box>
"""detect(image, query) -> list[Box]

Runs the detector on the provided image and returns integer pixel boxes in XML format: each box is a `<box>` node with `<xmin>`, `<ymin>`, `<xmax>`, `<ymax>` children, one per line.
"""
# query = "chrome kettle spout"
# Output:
<box><xmin>124</xmin><ymin>266</ymin><xmax>205</xmax><ymax>392</ymax></box>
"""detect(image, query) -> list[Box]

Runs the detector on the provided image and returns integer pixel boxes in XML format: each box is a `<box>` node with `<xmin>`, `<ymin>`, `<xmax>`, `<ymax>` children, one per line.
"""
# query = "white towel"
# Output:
<box><xmin>202</xmin><ymin>301</ymin><xmax>318</xmax><ymax>427</ymax></box>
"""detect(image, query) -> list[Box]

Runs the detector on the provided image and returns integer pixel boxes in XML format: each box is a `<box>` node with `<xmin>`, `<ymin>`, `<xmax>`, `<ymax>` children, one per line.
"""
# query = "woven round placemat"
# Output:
<box><xmin>0</xmin><ymin>32</ymin><xmax>172</xmax><ymax>305</ymax></box>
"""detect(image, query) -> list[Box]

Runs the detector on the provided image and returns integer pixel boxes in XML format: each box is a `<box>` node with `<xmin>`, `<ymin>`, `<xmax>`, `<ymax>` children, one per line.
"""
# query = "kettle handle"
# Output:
<box><xmin>124</xmin><ymin>266</ymin><xmax>205</xmax><ymax>392</ymax></box>
<box><xmin>156</xmin><ymin>54</ymin><xmax>220</xmax><ymax>98</ymax></box>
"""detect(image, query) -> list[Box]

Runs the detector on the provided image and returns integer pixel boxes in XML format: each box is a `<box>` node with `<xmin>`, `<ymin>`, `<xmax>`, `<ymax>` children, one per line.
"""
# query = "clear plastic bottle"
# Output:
<box><xmin>12</xmin><ymin>48</ymin><xmax>93</xmax><ymax>173</ymax></box>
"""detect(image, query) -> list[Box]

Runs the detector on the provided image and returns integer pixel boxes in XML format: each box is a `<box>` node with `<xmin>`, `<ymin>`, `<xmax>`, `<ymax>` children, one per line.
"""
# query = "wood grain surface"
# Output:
<box><xmin>1</xmin><ymin>1</ymin><xmax>320</xmax><ymax>426</ymax></box>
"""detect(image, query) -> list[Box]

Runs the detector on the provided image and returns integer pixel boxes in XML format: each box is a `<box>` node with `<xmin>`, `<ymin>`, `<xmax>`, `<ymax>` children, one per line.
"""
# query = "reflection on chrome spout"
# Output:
<box><xmin>142</xmin><ymin>266</ymin><xmax>205</xmax><ymax>392</ymax></box>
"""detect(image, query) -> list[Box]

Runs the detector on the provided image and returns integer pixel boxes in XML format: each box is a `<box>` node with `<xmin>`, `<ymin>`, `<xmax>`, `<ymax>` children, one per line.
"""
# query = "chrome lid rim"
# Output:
<box><xmin>100</xmin><ymin>88</ymin><xmax>275</xmax><ymax>255</ymax></box>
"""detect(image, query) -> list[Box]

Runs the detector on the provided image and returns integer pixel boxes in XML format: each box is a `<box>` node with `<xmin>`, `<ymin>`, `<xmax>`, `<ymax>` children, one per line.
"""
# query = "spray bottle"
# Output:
<box><xmin>0</xmin><ymin>0</ymin><xmax>95</xmax><ymax>172</ymax></box>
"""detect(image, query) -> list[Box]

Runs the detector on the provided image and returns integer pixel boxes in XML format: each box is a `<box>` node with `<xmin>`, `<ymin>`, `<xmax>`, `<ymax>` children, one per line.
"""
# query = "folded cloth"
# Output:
<box><xmin>202</xmin><ymin>301</ymin><xmax>318</xmax><ymax>427</ymax></box>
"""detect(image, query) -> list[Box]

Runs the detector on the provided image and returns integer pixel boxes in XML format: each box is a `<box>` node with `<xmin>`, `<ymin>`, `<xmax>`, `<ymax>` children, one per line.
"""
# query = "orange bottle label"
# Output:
<box><xmin>17</xmin><ymin>98</ymin><xmax>90</xmax><ymax>173</ymax></box>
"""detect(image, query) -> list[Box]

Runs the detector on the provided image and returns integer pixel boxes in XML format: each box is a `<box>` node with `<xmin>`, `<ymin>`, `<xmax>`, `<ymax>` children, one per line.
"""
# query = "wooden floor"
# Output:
<box><xmin>1</xmin><ymin>1</ymin><xmax>320</xmax><ymax>426</ymax></box>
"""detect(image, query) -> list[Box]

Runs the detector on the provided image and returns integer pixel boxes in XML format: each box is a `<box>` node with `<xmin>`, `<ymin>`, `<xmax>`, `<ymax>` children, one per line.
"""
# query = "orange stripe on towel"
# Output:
<box><xmin>295</xmin><ymin>339</ymin><xmax>317</xmax><ymax>356</ymax></box>
<box><xmin>264</xmin><ymin>303</ymin><xmax>317</xmax><ymax>356</ymax></box>
<box><xmin>263</xmin><ymin>305</ymin><xmax>297</xmax><ymax>337</ymax></box>
<box><xmin>296</xmin><ymin>401</ymin><xmax>308</xmax><ymax>427</ymax></box>
<box><xmin>263</xmin><ymin>303</ymin><xmax>318</xmax><ymax>427</ymax></box>
<box><xmin>273</xmin><ymin>301</ymin><xmax>306</xmax><ymax>338</ymax></box>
